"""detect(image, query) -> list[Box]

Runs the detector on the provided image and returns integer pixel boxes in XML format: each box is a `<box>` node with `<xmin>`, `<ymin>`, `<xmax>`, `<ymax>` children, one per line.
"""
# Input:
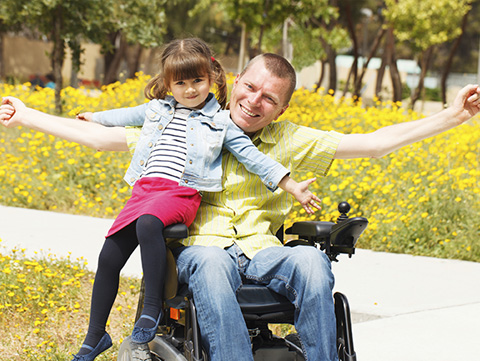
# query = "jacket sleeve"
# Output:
<box><xmin>92</xmin><ymin>103</ymin><xmax>148</xmax><ymax>127</ymax></box>
<box><xmin>223</xmin><ymin>118</ymin><xmax>290</xmax><ymax>192</ymax></box>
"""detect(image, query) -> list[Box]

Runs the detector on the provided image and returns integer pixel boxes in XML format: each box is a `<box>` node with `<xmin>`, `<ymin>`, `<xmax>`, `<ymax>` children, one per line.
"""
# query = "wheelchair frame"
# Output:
<box><xmin>118</xmin><ymin>202</ymin><xmax>368</xmax><ymax>361</ymax></box>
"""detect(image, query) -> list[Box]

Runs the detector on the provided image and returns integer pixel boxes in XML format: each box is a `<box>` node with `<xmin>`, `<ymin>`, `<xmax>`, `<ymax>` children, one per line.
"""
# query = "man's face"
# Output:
<box><xmin>229</xmin><ymin>60</ymin><xmax>289</xmax><ymax>136</ymax></box>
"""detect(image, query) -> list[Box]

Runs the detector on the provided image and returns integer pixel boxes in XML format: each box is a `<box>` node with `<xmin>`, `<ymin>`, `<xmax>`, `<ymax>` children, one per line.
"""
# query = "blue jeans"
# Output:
<box><xmin>173</xmin><ymin>244</ymin><xmax>338</xmax><ymax>361</ymax></box>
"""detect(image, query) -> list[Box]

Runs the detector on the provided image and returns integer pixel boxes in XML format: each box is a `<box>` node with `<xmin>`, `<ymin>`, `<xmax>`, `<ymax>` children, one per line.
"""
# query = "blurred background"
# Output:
<box><xmin>1</xmin><ymin>0</ymin><xmax>479</xmax><ymax>112</ymax></box>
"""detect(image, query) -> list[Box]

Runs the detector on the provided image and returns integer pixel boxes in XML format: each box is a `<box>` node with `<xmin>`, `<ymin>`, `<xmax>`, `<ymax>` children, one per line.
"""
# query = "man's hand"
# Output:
<box><xmin>0</xmin><ymin>96</ymin><xmax>26</xmax><ymax>128</ymax></box>
<box><xmin>451</xmin><ymin>84</ymin><xmax>480</xmax><ymax>124</ymax></box>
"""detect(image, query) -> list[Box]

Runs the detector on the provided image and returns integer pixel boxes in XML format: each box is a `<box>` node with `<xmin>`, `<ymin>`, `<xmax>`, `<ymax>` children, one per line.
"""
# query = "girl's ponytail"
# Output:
<box><xmin>211</xmin><ymin>58</ymin><xmax>227</xmax><ymax>109</ymax></box>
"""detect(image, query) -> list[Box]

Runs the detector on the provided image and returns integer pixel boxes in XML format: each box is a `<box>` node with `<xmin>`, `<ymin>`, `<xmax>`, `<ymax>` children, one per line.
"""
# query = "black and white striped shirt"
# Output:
<box><xmin>142</xmin><ymin>104</ymin><xmax>190</xmax><ymax>183</ymax></box>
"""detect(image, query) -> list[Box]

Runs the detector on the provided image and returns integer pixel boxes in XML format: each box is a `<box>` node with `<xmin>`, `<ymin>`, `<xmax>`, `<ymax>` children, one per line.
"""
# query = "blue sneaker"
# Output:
<box><xmin>72</xmin><ymin>333</ymin><xmax>112</xmax><ymax>361</ymax></box>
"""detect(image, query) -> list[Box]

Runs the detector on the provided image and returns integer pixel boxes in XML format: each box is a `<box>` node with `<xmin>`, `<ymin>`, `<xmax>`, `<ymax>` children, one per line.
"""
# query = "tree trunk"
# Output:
<box><xmin>353</xmin><ymin>27</ymin><xmax>386</xmax><ymax>98</ymax></box>
<box><xmin>375</xmin><ymin>38</ymin><xmax>388</xmax><ymax>99</ymax></box>
<box><xmin>325</xmin><ymin>43</ymin><xmax>337</xmax><ymax>94</ymax></box>
<box><xmin>315</xmin><ymin>60</ymin><xmax>326</xmax><ymax>92</ymax></box>
<box><xmin>411</xmin><ymin>47</ymin><xmax>434</xmax><ymax>108</ymax></box>
<box><xmin>52</xmin><ymin>6</ymin><xmax>65</xmax><ymax>114</ymax></box>
<box><xmin>342</xmin><ymin>64</ymin><xmax>354</xmax><ymax>97</ymax></box>
<box><xmin>441</xmin><ymin>10</ymin><xmax>469</xmax><ymax>105</ymax></box>
<box><xmin>387</xmin><ymin>28</ymin><xmax>402</xmax><ymax>102</ymax></box>
<box><xmin>69</xmin><ymin>37</ymin><xmax>82</xmax><ymax>88</ymax></box>
<box><xmin>238</xmin><ymin>23</ymin><xmax>247</xmax><ymax>74</ymax></box>
<box><xmin>103</xmin><ymin>32</ymin><xmax>127</xmax><ymax>85</ymax></box>
<box><xmin>343</xmin><ymin>3</ymin><xmax>358</xmax><ymax>99</ymax></box>
<box><xmin>0</xmin><ymin>32</ymin><xmax>4</xmax><ymax>79</ymax></box>
<box><xmin>255</xmin><ymin>0</ymin><xmax>271</xmax><ymax>56</ymax></box>
<box><xmin>126</xmin><ymin>44</ymin><xmax>143</xmax><ymax>79</ymax></box>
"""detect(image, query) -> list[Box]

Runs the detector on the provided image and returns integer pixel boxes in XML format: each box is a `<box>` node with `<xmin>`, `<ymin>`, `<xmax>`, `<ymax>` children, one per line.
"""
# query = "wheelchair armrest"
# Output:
<box><xmin>329</xmin><ymin>217</ymin><xmax>368</xmax><ymax>251</ymax></box>
<box><xmin>285</xmin><ymin>221</ymin><xmax>335</xmax><ymax>238</ymax></box>
<box><xmin>164</xmin><ymin>223</ymin><xmax>189</xmax><ymax>239</ymax></box>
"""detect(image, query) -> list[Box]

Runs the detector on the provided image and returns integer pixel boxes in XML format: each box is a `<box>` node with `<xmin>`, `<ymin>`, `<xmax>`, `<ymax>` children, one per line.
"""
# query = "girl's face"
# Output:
<box><xmin>168</xmin><ymin>75</ymin><xmax>212</xmax><ymax>109</ymax></box>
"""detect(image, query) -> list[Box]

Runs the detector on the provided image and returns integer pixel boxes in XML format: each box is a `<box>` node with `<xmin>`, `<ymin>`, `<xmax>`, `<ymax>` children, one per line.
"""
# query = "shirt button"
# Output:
<box><xmin>148</xmin><ymin>142</ymin><xmax>153</xmax><ymax>147</ymax></box>
<box><xmin>268</xmin><ymin>182</ymin><xmax>273</xmax><ymax>186</ymax></box>
<box><xmin>158</xmin><ymin>124</ymin><xmax>163</xmax><ymax>130</ymax></box>
<box><xmin>130</xmin><ymin>177</ymin><xmax>135</xmax><ymax>183</ymax></box>
<box><xmin>189</xmin><ymin>160</ymin><xmax>193</xmax><ymax>164</ymax></box>
<box><xmin>169</xmin><ymin>110</ymin><xmax>173</xmax><ymax>115</ymax></box>
<box><xmin>190</xmin><ymin>144</ymin><xmax>194</xmax><ymax>146</ymax></box>
<box><xmin>185</xmin><ymin>180</ymin><xmax>189</xmax><ymax>184</ymax></box>
<box><xmin>140</xmin><ymin>160</ymin><xmax>145</xmax><ymax>166</ymax></box>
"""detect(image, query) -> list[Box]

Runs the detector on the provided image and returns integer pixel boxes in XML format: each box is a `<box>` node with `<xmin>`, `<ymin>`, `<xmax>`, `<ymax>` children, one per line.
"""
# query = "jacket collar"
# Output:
<box><xmin>163</xmin><ymin>93</ymin><xmax>221</xmax><ymax>118</ymax></box>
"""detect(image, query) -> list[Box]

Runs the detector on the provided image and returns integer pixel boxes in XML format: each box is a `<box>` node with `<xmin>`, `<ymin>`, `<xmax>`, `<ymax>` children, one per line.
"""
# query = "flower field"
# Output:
<box><xmin>0</xmin><ymin>245</ymin><xmax>138</xmax><ymax>359</ymax></box>
<box><xmin>1</xmin><ymin>74</ymin><xmax>479</xmax><ymax>262</ymax></box>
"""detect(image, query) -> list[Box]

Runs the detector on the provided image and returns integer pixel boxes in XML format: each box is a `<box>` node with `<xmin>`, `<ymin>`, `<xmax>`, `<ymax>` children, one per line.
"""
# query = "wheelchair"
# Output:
<box><xmin>118</xmin><ymin>202</ymin><xmax>368</xmax><ymax>361</ymax></box>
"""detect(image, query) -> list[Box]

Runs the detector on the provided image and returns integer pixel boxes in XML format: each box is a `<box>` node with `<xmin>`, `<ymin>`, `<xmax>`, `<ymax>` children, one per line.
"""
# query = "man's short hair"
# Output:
<box><xmin>240</xmin><ymin>53</ymin><xmax>296</xmax><ymax>105</ymax></box>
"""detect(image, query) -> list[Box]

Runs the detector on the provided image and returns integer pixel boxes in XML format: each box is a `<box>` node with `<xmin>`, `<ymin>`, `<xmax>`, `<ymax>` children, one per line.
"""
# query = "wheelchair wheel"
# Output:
<box><xmin>117</xmin><ymin>336</ymin><xmax>187</xmax><ymax>361</ymax></box>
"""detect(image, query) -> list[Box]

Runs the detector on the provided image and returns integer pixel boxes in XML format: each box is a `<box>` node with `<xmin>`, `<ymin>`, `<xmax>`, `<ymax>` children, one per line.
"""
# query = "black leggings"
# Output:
<box><xmin>85</xmin><ymin>214</ymin><xmax>166</xmax><ymax>341</ymax></box>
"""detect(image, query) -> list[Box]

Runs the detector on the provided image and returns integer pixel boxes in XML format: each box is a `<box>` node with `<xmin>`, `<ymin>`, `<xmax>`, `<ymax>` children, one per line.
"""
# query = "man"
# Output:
<box><xmin>2</xmin><ymin>53</ymin><xmax>480</xmax><ymax>360</ymax></box>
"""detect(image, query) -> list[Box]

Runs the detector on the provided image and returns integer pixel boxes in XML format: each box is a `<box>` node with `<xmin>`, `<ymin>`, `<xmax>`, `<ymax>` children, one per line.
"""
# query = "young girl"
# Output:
<box><xmin>1</xmin><ymin>38</ymin><xmax>320</xmax><ymax>361</ymax></box>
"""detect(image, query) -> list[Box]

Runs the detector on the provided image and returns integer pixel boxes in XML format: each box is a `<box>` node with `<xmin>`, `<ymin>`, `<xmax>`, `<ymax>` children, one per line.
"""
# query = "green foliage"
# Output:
<box><xmin>288</xmin><ymin>23</ymin><xmax>349</xmax><ymax>71</ymax></box>
<box><xmin>110</xmin><ymin>0</ymin><xmax>167</xmax><ymax>47</ymax></box>
<box><xmin>383</xmin><ymin>0</ymin><xmax>471</xmax><ymax>51</ymax></box>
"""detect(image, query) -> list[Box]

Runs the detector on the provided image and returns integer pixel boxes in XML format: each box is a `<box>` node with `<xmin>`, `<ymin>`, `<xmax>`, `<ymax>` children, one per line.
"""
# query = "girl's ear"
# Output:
<box><xmin>163</xmin><ymin>78</ymin><xmax>170</xmax><ymax>91</ymax></box>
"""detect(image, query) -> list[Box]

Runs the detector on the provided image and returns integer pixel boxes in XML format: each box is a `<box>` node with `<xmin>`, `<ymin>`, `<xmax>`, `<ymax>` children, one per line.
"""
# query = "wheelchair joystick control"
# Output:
<box><xmin>337</xmin><ymin>201</ymin><xmax>351</xmax><ymax>223</ymax></box>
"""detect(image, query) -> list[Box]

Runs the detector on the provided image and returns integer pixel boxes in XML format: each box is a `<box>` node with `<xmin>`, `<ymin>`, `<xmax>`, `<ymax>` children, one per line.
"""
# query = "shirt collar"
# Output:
<box><xmin>251</xmin><ymin>122</ymin><xmax>277</xmax><ymax>145</ymax></box>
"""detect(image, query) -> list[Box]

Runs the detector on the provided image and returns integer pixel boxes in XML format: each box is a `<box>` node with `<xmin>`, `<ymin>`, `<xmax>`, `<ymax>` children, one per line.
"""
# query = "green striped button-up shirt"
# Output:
<box><xmin>126</xmin><ymin>120</ymin><xmax>343</xmax><ymax>259</ymax></box>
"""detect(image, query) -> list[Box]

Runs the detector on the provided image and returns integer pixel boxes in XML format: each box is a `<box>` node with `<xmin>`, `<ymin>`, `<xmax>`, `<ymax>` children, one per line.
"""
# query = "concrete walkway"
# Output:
<box><xmin>1</xmin><ymin>205</ymin><xmax>479</xmax><ymax>361</ymax></box>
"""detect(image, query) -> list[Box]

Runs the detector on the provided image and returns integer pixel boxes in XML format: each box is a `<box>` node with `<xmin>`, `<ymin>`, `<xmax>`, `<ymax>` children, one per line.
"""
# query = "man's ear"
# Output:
<box><xmin>275</xmin><ymin>104</ymin><xmax>289</xmax><ymax>120</ymax></box>
<box><xmin>233</xmin><ymin>74</ymin><xmax>241</xmax><ymax>88</ymax></box>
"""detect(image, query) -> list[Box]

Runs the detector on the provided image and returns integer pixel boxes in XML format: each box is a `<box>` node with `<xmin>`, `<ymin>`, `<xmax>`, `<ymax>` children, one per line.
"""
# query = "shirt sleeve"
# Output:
<box><xmin>286</xmin><ymin>122</ymin><xmax>344</xmax><ymax>176</ymax></box>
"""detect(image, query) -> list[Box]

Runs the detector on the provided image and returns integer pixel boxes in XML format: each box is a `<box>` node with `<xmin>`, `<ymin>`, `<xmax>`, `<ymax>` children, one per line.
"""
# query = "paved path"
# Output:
<box><xmin>1</xmin><ymin>205</ymin><xmax>479</xmax><ymax>360</ymax></box>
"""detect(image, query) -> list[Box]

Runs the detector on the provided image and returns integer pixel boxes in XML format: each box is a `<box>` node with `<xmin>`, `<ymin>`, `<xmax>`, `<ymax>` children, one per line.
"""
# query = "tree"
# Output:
<box><xmin>0</xmin><ymin>0</ymin><xmax>114</xmax><ymax>113</ymax></box>
<box><xmin>440</xmin><ymin>10</ymin><xmax>471</xmax><ymax>105</ymax></box>
<box><xmin>191</xmin><ymin>0</ymin><xmax>337</xmax><ymax>73</ymax></box>
<box><xmin>284</xmin><ymin>5</ymin><xmax>350</xmax><ymax>94</ymax></box>
<box><xmin>101</xmin><ymin>0</ymin><xmax>167</xmax><ymax>85</ymax></box>
<box><xmin>0</xmin><ymin>1</ymin><xmax>30</xmax><ymax>79</ymax></box>
<box><xmin>383</xmin><ymin>0</ymin><xmax>471</xmax><ymax>108</ymax></box>
<box><xmin>336</xmin><ymin>1</ymin><xmax>390</xmax><ymax>99</ymax></box>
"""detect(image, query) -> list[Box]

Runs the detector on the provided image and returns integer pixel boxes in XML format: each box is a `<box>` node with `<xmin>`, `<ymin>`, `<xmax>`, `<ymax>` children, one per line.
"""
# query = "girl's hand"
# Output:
<box><xmin>76</xmin><ymin>112</ymin><xmax>94</xmax><ymax>121</ymax></box>
<box><xmin>294</xmin><ymin>178</ymin><xmax>322</xmax><ymax>215</ymax></box>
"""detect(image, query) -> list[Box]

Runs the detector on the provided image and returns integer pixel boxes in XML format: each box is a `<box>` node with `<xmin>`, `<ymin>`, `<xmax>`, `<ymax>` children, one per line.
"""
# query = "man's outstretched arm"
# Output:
<box><xmin>334</xmin><ymin>84</ymin><xmax>480</xmax><ymax>159</ymax></box>
<box><xmin>0</xmin><ymin>96</ymin><xmax>129</xmax><ymax>152</ymax></box>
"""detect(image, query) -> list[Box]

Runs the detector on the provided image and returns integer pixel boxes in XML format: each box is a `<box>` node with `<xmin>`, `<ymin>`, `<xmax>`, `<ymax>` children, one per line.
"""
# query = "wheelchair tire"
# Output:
<box><xmin>117</xmin><ymin>336</ymin><xmax>187</xmax><ymax>361</ymax></box>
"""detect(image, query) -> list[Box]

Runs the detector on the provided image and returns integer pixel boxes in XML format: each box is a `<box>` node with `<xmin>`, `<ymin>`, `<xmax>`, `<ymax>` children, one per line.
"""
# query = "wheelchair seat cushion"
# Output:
<box><xmin>237</xmin><ymin>284</ymin><xmax>294</xmax><ymax>316</ymax></box>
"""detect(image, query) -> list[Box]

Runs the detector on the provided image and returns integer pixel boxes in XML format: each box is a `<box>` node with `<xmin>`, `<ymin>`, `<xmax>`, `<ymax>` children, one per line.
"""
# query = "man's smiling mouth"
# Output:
<box><xmin>240</xmin><ymin>104</ymin><xmax>258</xmax><ymax>117</ymax></box>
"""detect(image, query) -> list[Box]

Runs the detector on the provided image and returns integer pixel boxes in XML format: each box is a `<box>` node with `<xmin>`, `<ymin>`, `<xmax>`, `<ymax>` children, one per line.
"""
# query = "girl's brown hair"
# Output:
<box><xmin>144</xmin><ymin>38</ymin><xmax>227</xmax><ymax>109</ymax></box>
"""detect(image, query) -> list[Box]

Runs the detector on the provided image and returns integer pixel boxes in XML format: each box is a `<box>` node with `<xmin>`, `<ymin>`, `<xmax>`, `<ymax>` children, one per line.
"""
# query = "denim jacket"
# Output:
<box><xmin>92</xmin><ymin>94</ymin><xmax>289</xmax><ymax>192</ymax></box>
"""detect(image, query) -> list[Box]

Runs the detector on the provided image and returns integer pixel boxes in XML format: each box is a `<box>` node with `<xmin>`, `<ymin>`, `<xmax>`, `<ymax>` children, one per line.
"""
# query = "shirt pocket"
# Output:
<box><xmin>141</xmin><ymin>110</ymin><xmax>163</xmax><ymax>135</ymax></box>
<box><xmin>198</xmin><ymin>119</ymin><xmax>226</xmax><ymax>165</ymax></box>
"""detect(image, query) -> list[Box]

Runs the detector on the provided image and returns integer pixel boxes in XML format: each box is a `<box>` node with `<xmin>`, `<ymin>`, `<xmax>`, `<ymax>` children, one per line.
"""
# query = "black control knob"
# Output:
<box><xmin>337</xmin><ymin>201</ymin><xmax>351</xmax><ymax>222</ymax></box>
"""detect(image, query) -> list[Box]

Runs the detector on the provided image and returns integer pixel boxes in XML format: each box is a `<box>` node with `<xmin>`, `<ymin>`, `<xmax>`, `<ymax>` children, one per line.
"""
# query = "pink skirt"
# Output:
<box><xmin>106</xmin><ymin>177</ymin><xmax>201</xmax><ymax>238</ymax></box>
